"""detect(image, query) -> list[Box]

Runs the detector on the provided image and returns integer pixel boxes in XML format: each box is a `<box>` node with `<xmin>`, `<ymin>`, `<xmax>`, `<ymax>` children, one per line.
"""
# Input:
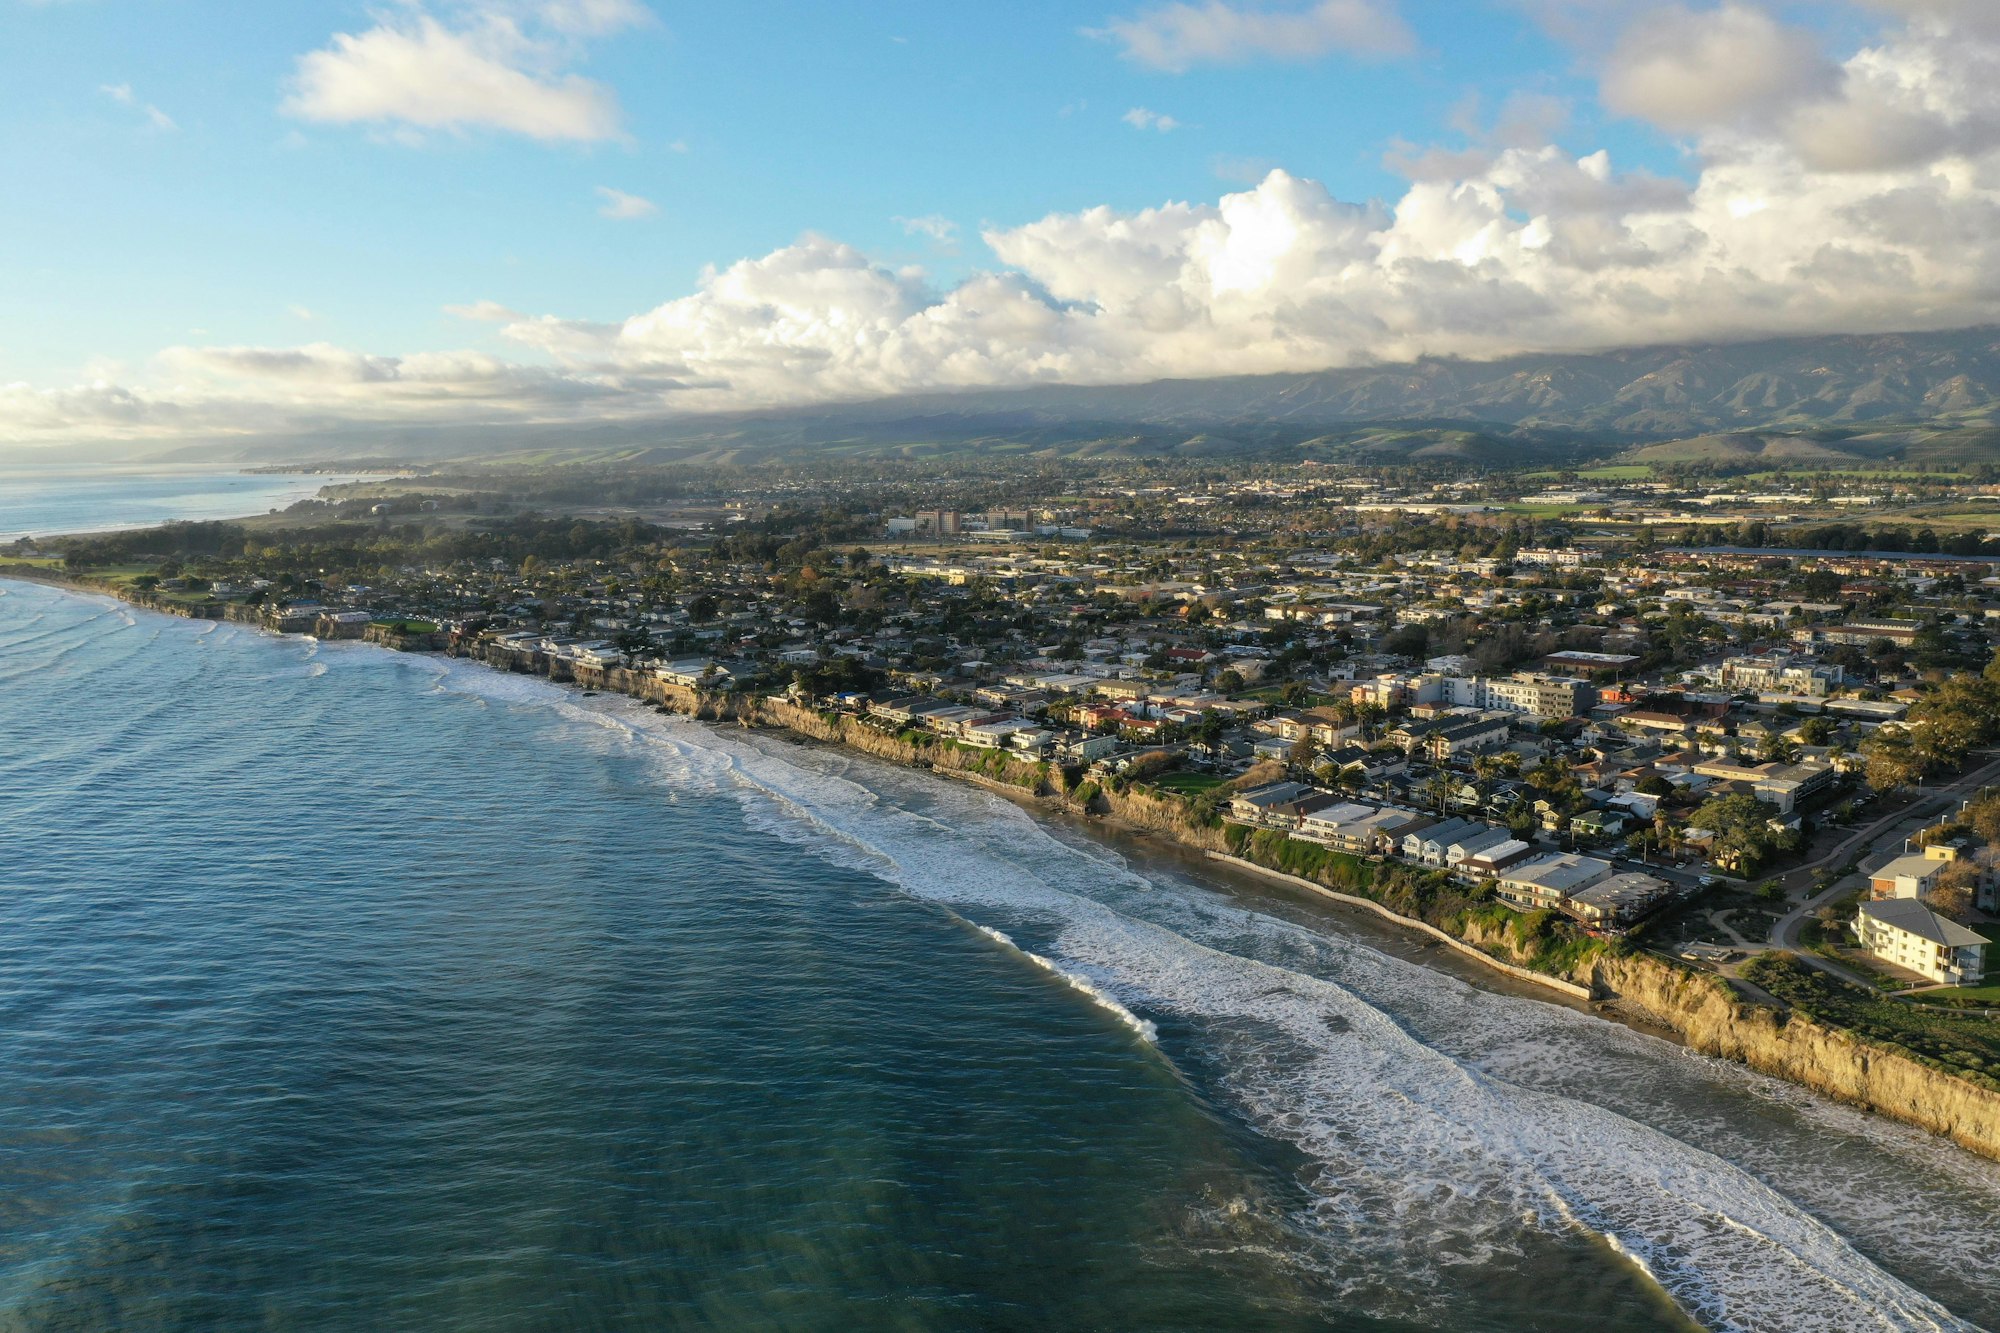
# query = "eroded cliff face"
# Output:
<box><xmin>1454</xmin><ymin>915</ymin><xmax>1550</xmax><ymax>971</ymax></box>
<box><xmin>1594</xmin><ymin>954</ymin><xmax>2000</xmax><ymax>1160</ymax></box>
<box><xmin>1096</xmin><ymin>784</ymin><xmax>1232</xmax><ymax>853</ymax></box>
<box><xmin>444</xmin><ymin>642</ymin><xmax>2000</xmax><ymax>1164</ymax></box>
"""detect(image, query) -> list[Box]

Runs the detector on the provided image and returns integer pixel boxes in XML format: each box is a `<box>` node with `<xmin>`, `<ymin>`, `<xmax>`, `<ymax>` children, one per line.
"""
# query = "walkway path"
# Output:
<box><xmin>1769</xmin><ymin>749</ymin><xmax>2000</xmax><ymax>954</ymax></box>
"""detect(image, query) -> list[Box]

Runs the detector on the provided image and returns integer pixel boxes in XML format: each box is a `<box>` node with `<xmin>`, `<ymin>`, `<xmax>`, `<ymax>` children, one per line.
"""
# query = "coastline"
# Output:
<box><xmin>14</xmin><ymin>566</ymin><xmax>2000</xmax><ymax>1164</ymax></box>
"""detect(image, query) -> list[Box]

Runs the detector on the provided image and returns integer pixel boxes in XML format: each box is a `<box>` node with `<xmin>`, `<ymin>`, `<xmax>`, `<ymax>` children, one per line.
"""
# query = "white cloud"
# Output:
<box><xmin>1600</xmin><ymin>4</ymin><xmax>1837</xmax><ymax>134</ymax></box>
<box><xmin>282</xmin><ymin>8</ymin><xmax>628</xmax><ymax>143</ymax></box>
<box><xmin>597</xmin><ymin>186</ymin><xmax>657</xmax><ymax>219</ymax></box>
<box><xmin>445</xmin><ymin>299</ymin><xmax>525</xmax><ymax>322</ymax></box>
<box><xmin>288</xmin><ymin>305</ymin><xmax>318</xmax><ymax>322</ymax></box>
<box><xmin>100</xmin><ymin>82</ymin><xmax>177</xmax><ymax>132</ymax></box>
<box><xmin>21</xmin><ymin>1</ymin><xmax>2000</xmax><ymax>446</ymax></box>
<box><xmin>1593</xmin><ymin>3</ymin><xmax>2000</xmax><ymax>173</ymax></box>
<box><xmin>895</xmin><ymin>214</ymin><xmax>959</xmax><ymax>244</ymax></box>
<box><xmin>1090</xmin><ymin>0</ymin><xmax>1415</xmax><ymax>72</ymax></box>
<box><xmin>1864</xmin><ymin>0</ymin><xmax>2000</xmax><ymax>40</ymax></box>
<box><xmin>532</xmin><ymin>0</ymin><xmax>652</xmax><ymax>36</ymax></box>
<box><xmin>1122</xmin><ymin>106</ymin><xmax>1182</xmax><ymax>132</ymax></box>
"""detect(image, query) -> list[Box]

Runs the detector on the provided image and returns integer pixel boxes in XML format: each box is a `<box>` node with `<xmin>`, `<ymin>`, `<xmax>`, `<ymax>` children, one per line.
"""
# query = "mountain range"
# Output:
<box><xmin>89</xmin><ymin>324</ymin><xmax>2000</xmax><ymax>468</ymax></box>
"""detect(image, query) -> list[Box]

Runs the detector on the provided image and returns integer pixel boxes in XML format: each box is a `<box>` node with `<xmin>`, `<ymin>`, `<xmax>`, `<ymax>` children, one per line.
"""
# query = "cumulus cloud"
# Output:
<box><xmin>1122</xmin><ymin>106</ymin><xmax>1182</xmax><ymax>132</ymax></box>
<box><xmin>1864</xmin><ymin>0</ymin><xmax>2000</xmax><ymax>40</ymax></box>
<box><xmin>596</xmin><ymin>186</ymin><xmax>657</xmax><ymax>219</ymax></box>
<box><xmin>1600</xmin><ymin>4</ymin><xmax>1838</xmax><ymax>134</ymax></box>
<box><xmin>282</xmin><ymin>3</ymin><xmax>639</xmax><ymax>142</ymax></box>
<box><xmin>1594</xmin><ymin>2</ymin><xmax>2000</xmax><ymax>173</ymax></box>
<box><xmin>20</xmin><ymin>0</ymin><xmax>2000</xmax><ymax>446</ymax></box>
<box><xmin>1089</xmin><ymin>0</ymin><xmax>1414</xmax><ymax>72</ymax></box>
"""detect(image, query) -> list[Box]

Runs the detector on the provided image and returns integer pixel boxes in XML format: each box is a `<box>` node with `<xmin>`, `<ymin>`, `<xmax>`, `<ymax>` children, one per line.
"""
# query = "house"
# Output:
<box><xmin>1690</xmin><ymin>756</ymin><xmax>1838</xmax><ymax>813</ymax></box>
<box><xmin>572</xmin><ymin>641</ymin><xmax>626</xmax><ymax>670</ymax></box>
<box><xmin>314</xmin><ymin>609</ymin><xmax>374</xmax><ymax>640</ymax></box>
<box><xmin>963</xmin><ymin>718</ymin><xmax>1051</xmax><ymax>754</ymax></box>
<box><xmin>660</xmin><ymin>660</ymin><xmax>732</xmax><ymax>688</ymax></box>
<box><xmin>1405</xmin><ymin>816</ymin><xmax>1486</xmax><ymax>866</ymax></box>
<box><xmin>1571</xmin><ymin>809</ymin><xmax>1627</xmax><ymax>840</ymax></box>
<box><xmin>1459</xmin><ymin>837</ymin><xmax>1535</xmax><ymax>878</ymax></box>
<box><xmin>1855</xmin><ymin>899</ymin><xmax>1987</xmax><ymax>985</ymax></box>
<box><xmin>1564</xmin><ymin>872</ymin><xmax>1675</xmax><ymax>929</ymax></box>
<box><xmin>1494</xmin><ymin>853</ymin><xmax>1614</xmax><ymax>911</ymax></box>
<box><xmin>1870</xmin><ymin>853</ymin><xmax>1944</xmax><ymax>901</ymax></box>
<box><xmin>1425</xmin><ymin>716</ymin><xmax>1512</xmax><ymax>761</ymax></box>
<box><xmin>1266</xmin><ymin>709</ymin><xmax>1360</xmax><ymax>747</ymax></box>
<box><xmin>1444</xmin><ymin>826</ymin><xmax>1521</xmax><ymax>872</ymax></box>
<box><xmin>1228</xmin><ymin>781</ymin><xmax>1317</xmax><ymax>827</ymax></box>
<box><xmin>1059</xmin><ymin>733</ymin><xmax>1122</xmax><ymax>764</ymax></box>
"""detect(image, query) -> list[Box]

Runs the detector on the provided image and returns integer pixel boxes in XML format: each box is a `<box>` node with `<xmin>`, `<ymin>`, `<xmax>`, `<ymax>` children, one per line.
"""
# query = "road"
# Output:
<box><xmin>1766</xmin><ymin>749</ymin><xmax>2000</xmax><ymax>969</ymax></box>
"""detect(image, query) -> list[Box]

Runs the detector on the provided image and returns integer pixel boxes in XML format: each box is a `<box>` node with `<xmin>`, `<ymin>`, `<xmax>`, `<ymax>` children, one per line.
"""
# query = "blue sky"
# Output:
<box><xmin>4</xmin><ymin>0</ymin><xmax>1997</xmax><ymax>446</ymax></box>
<box><xmin>3</xmin><ymin>1</ymin><xmax>1669</xmax><ymax>379</ymax></box>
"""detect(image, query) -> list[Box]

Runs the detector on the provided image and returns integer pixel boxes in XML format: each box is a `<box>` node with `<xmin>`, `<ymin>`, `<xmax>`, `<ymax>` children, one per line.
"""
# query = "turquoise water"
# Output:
<box><xmin>2</xmin><ymin>579</ymin><xmax>1998</xmax><ymax>1332</ymax></box>
<box><xmin>0</xmin><ymin>466</ymin><xmax>363</xmax><ymax>542</ymax></box>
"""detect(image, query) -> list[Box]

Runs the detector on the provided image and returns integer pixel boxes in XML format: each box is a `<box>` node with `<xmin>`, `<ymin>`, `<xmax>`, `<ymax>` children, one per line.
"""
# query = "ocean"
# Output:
<box><xmin>0</xmin><ymin>466</ymin><xmax>368</xmax><ymax>543</ymax></box>
<box><xmin>3</xmin><ymin>577</ymin><xmax>1998</xmax><ymax>1332</ymax></box>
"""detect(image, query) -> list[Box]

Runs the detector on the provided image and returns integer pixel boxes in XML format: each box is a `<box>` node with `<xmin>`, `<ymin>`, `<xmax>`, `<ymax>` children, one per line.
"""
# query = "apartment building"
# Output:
<box><xmin>1716</xmin><ymin>654</ymin><xmax>1845</xmax><ymax>698</ymax></box>
<box><xmin>1856</xmin><ymin>899</ymin><xmax>1987</xmax><ymax>985</ymax></box>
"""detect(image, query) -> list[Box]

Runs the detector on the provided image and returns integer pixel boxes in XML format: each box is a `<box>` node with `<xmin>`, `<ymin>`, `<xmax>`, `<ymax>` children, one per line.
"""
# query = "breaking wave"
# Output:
<box><xmin>405</xmin><ymin>661</ymin><xmax>1993</xmax><ymax>1333</ymax></box>
<box><xmin>973</xmin><ymin>924</ymin><xmax>1160</xmax><ymax>1043</ymax></box>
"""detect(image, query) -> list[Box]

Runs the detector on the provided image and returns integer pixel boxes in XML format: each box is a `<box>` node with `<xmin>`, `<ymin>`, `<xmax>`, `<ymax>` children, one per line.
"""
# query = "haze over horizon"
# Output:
<box><xmin>10</xmin><ymin>0</ymin><xmax>2000</xmax><ymax>449</ymax></box>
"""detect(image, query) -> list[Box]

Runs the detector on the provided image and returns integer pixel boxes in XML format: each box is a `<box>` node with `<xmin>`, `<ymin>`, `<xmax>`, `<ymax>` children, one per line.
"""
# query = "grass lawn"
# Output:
<box><xmin>76</xmin><ymin>565</ymin><xmax>162</xmax><ymax>585</ymax></box>
<box><xmin>1150</xmin><ymin>770</ymin><xmax>1227</xmax><ymax>796</ymax></box>
<box><xmin>1909</xmin><ymin>984</ymin><xmax>2000</xmax><ymax>1008</ymax></box>
<box><xmin>1497</xmin><ymin>503</ymin><xmax>1592</xmax><ymax>517</ymax></box>
<box><xmin>1745</xmin><ymin>954</ymin><xmax>2000</xmax><ymax>1082</ymax></box>
<box><xmin>0</xmin><ymin>556</ymin><xmax>65</xmax><ymax>569</ymax></box>
<box><xmin>373</xmin><ymin>619</ymin><xmax>441</xmax><ymax>634</ymax></box>
<box><xmin>1520</xmin><ymin>465</ymin><xmax>1655</xmax><ymax>481</ymax></box>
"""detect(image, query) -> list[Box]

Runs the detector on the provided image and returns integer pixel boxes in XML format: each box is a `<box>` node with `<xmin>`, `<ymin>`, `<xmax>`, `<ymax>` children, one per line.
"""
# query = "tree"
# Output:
<box><xmin>1966</xmin><ymin>794</ymin><xmax>2000</xmax><ymax>846</ymax></box>
<box><xmin>1690</xmin><ymin>792</ymin><xmax>1780</xmax><ymax>873</ymax></box>
<box><xmin>613</xmin><ymin>626</ymin><xmax>657</xmax><ymax>665</ymax></box>
<box><xmin>1289</xmin><ymin>734</ymin><xmax>1317</xmax><ymax>772</ymax></box>
<box><xmin>1759</xmin><ymin>731</ymin><xmax>1799</xmax><ymax>765</ymax></box>
<box><xmin>1928</xmin><ymin>861</ymin><xmax>1980</xmax><ymax>922</ymax></box>
<box><xmin>1383</xmin><ymin>623</ymin><xmax>1430</xmax><ymax>660</ymax></box>
<box><xmin>1862</xmin><ymin>734</ymin><xmax>1927</xmax><ymax>793</ymax></box>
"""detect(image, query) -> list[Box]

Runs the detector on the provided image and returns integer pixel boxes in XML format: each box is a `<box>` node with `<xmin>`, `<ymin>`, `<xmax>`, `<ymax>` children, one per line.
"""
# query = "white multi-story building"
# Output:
<box><xmin>1856</xmin><ymin>899</ymin><xmax>1986</xmax><ymax>985</ymax></box>
<box><xmin>1514</xmin><ymin>548</ymin><xmax>1600</xmax><ymax>568</ymax></box>
<box><xmin>1716</xmin><ymin>654</ymin><xmax>1845</xmax><ymax>698</ymax></box>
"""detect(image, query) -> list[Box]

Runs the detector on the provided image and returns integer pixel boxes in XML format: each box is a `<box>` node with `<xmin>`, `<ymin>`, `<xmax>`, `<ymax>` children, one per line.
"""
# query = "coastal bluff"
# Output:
<box><xmin>1593</xmin><ymin>954</ymin><xmax>2000</xmax><ymax>1160</ymax></box>
<box><xmin>13</xmin><ymin>579</ymin><xmax>1995</xmax><ymax>1167</ymax></box>
<box><xmin>450</xmin><ymin>635</ymin><xmax>2000</xmax><ymax>1164</ymax></box>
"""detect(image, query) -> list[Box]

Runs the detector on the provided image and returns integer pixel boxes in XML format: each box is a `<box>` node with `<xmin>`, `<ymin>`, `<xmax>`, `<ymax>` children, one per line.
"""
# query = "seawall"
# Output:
<box><xmin>9</xmin><ymin>572</ymin><xmax>1997</xmax><ymax>1166</ymax></box>
<box><xmin>1206</xmin><ymin>852</ymin><xmax>1596</xmax><ymax>1001</ymax></box>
